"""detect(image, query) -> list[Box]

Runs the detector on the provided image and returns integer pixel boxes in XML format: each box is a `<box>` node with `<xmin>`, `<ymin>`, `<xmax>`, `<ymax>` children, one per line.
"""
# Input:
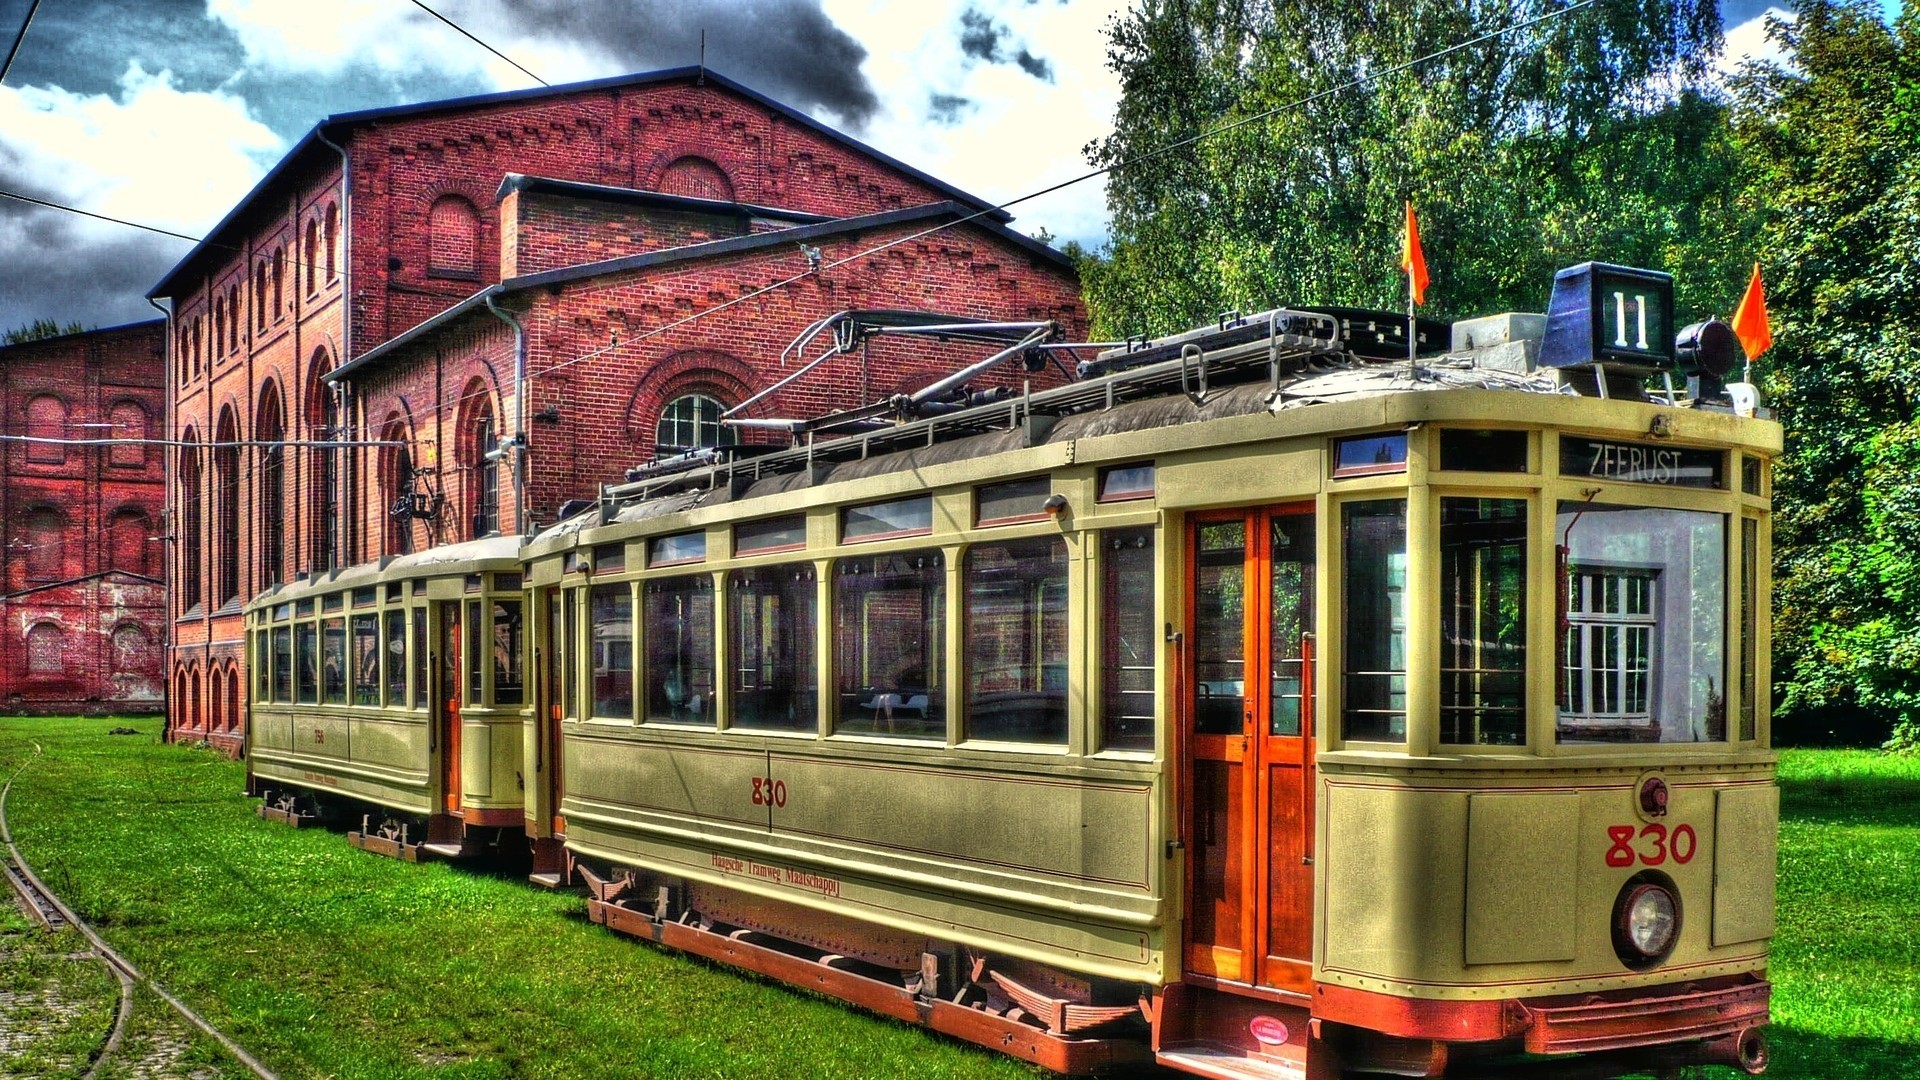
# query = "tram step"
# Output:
<box><xmin>417</xmin><ymin>842</ymin><xmax>467</xmax><ymax>859</ymax></box>
<box><xmin>1158</xmin><ymin>1042</ymin><xmax>1305</xmax><ymax>1080</ymax></box>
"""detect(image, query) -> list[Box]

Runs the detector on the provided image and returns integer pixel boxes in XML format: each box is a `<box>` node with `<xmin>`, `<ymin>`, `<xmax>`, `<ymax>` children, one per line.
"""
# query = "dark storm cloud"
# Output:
<box><xmin>0</xmin><ymin>0</ymin><xmax>240</xmax><ymax>97</ymax></box>
<box><xmin>958</xmin><ymin>9</ymin><xmax>1005</xmax><ymax>62</ymax></box>
<box><xmin>1013</xmin><ymin>48</ymin><xmax>1052</xmax><ymax>82</ymax></box>
<box><xmin>928</xmin><ymin>92</ymin><xmax>974</xmax><ymax>125</ymax></box>
<box><xmin>504</xmin><ymin>0</ymin><xmax>880</xmax><ymax>128</ymax></box>
<box><xmin>0</xmin><ymin>191</ymin><xmax>188</xmax><ymax>332</ymax></box>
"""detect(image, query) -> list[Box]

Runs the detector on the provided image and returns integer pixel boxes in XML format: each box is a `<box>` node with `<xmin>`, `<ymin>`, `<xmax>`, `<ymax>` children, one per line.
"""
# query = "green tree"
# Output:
<box><xmin>3</xmin><ymin>318</ymin><xmax>86</xmax><ymax>344</ymax></box>
<box><xmin>1739</xmin><ymin>1</ymin><xmax>1920</xmax><ymax>748</ymax></box>
<box><xmin>1083</xmin><ymin>0</ymin><xmax>1753</xmax><ymax>340</ymax></box>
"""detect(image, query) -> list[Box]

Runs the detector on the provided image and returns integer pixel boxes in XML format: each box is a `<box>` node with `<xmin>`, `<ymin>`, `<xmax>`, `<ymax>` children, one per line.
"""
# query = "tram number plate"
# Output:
<box><xmin>751</xmin><ymin>776</ymin><xmax>788</xmax><ymax>808</ymax></box>
<box><xmin>1605</xmin><ymin>823</ymin><xmax>1697</xmax><ymax>868</ymax></box>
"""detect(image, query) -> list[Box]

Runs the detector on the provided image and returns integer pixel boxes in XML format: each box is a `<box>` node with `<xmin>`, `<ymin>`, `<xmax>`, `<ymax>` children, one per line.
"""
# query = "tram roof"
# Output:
<box><xmin>247</xmin><ymin>535</ymin><xmax>522</xmax><ymax>609</ymax></box>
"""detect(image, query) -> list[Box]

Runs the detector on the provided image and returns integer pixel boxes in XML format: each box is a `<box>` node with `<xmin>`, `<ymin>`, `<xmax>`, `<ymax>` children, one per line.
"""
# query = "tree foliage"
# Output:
<box><xmin>1738</xmin><ymin>1</ymin><xmax>1920</xmax><ymax>748</ymax></box>
<box><xmin>1082</xmin><ymin>0</ymin><xmax>1754</xmax><ymax>340</ymax></box>
<box><xmin>3</xmin><ymin>319</ymin><xmax>87</xmax><ymax>345</ymax></box>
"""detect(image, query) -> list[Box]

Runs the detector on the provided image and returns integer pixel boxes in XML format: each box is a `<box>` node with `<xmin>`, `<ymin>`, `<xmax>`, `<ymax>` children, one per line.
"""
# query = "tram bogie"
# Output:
<box><xmin>245</xmin><ymin>270</ymin><xmax>1780</xmax><ymax>1077</ymax></box>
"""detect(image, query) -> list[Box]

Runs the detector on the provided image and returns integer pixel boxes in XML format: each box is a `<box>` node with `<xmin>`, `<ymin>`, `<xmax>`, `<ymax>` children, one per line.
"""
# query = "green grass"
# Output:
<box><xmin>0</xmin><ymin>717</ymin><xmax>1044</xmax><ymax>1079</ymax></box>
<box><xmin>3</xmin><ymin>720</ymin><xmax>1916</xmax><ymax>1078</ymax></box>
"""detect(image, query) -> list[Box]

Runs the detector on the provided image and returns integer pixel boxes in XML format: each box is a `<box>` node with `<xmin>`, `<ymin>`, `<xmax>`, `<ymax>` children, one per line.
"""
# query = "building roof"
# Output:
<box><xmin>0</xmin><ymin>317</ymin><xmax>166</xmax><ymax>356</ymax></box>
<box><xmin>148</xmin><ymin>67</ymin><xmax>1011</xmax><ymax>301</ymax></box>
<box><xmin>326</xmin><ymin>200</ymin><xmax>1075</xmax><ymax>384</ymax></box>
<box><xmin>496</xmin><ymin>174</ymin><xmax>834</xmax><ymax>226</ymax></box>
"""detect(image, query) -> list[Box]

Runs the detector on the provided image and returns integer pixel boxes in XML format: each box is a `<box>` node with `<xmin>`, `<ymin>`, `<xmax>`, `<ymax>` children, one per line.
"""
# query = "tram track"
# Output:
<box><xmin>1</xmin><ymin>745</ymin><xmax>280</xmax><ymax>1080</ymax></box>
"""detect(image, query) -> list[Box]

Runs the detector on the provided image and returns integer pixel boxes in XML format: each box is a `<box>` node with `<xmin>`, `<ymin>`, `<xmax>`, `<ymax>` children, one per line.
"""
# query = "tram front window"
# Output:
<box><xmin>1558</xmin><ymin>503</ymin><xmax>1726</xmax><ymax>743</ymax></box>
<box><xmin>1342</xmin><ymin>501</ymin><xmax>1407</xmax><ymax>742</ymax></box>
<box><xmin>1439</xmin><ymin>498</ymin><xmax>1527</xmax><ymax>745</ymax></box>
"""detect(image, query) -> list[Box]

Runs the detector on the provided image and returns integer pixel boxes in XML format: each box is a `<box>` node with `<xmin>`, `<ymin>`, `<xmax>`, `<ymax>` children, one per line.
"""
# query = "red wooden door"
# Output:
<box><xmin>1184</xmin><ymin>506</ymin><xmax>1317</xmax><ymax>992</ymax></box>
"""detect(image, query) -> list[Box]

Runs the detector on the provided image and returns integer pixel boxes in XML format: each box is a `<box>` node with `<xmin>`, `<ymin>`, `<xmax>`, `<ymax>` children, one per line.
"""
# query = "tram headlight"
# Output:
<box><xmin>1612</xmin><ymin>874</ymin><xmax>1681</xmax><ymax>968</ymax></box>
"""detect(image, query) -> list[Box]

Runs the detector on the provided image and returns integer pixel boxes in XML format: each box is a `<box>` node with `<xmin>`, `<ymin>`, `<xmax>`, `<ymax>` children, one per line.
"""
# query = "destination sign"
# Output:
<box><xmin>1560</xmin><ymin>436</ymin><xmax>1723</xmax><ymax>488</ymax></box>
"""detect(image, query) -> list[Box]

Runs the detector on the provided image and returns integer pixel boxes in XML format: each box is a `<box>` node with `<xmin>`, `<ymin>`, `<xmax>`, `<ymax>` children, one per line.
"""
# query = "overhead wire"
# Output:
<box><xmin>0</xmin><ymin>0</ymin><xmax>43</xmax><ymax>86</ymax></box>
<box><xmin>406</xmin><ymin>0</ymin><xmax>548</xmax><ymax>88</ymax></box>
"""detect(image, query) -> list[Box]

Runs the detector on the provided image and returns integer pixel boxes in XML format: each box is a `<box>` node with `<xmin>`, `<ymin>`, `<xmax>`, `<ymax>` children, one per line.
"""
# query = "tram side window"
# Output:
<box><xmin>466</xmin><ymin>600</ymin><xmax>485</xmax><ymax>705</ymax></box>
<box><xmin>1342</xmin><ymin>500</ymin><xmax>1407</xmax><ymax>741</ymax></box>
<box><xmin>1740</xmin><ymin>517</ymin><xmax>1758</xmax><ymax>742</ymax></box>
<box><xmin>1101</xmin><ymin>530</ymin><xmax>1156</xmax><ymax>752</ymax></box>
<box><xmin>562</xmin><ymin>591</ymin><xmax>579</xmax><ymax>718</ymax></box>
<box><xmin>591</xmin><ymin>584</ymin><xmax>634</xmax><ymax>719</ymax></box>
<box><xmin>272</xmin><ymin>627</ymin><xmax>292</xmax><ymax>703</ymax></box>
<box><xmin>254</xmin><ymin>630</ymin><xmax>270</xmax><ymax>704</ymax></box>
<box><xmin>494</xmin><ymin>600</ymin><xmax>524</xmax><ymax>706</ymax></box>
<box><xmin>1439</xmin><ymin>499</ymin><xmax>1527</xmax><ymax>745</ymax></box>
<box><xmin>1558</xmin><ymin>504</ymin><xmax>1726</xmax><ymax>743</ymax></box>
<box><xmin>964</xmin><ymin>538</ymin><xmax>1067</xmax><ymax>744</ymax></box>
<box><xmin>411</xmin><ymin>608</ymin><xmax>428</xmax><ymax>709</ymax></box>
<box><xmin>351</xmin><ymin>614</ymin><xmax>379</xmax><ymax>705</ymax></box>
<box><xmin>384</xmin><ymin>609</ymin><xmax>406</xmax><ymax>706</ymax></box>
<box><xmin>643</xmin><ymin>578</ymin><xmax>713</xmax><ymax>724</ymax></box>
<box><xmin>730</xmin><ymin>565</ymin><xmax>817</xmax><ymax>733</ymax></box>
<box><xmin>295</xmin><ymin>624</ymin><xmax>316</xmax><ymax>704</ymax></box>
<box><xmin>322</xmin><ymin>618</ymin><xmax>347</xmax><ymax>705</ymax></box>
<box><xmin>835</xmin><ymin>551</ymin><xmax>945</xmax><ymax>739</ymax></box>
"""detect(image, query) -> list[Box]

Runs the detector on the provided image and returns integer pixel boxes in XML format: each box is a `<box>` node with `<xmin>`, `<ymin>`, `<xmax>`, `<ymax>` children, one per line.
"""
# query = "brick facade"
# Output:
<box><xmin>150</xmin><ymin>69</ymin><xmax>1083</xmax><ymax>751</ymax></box>
<box><xmin>0</xmin><ymin>321</ymin><xmax>168</xmax><ymax>714</ymax></box>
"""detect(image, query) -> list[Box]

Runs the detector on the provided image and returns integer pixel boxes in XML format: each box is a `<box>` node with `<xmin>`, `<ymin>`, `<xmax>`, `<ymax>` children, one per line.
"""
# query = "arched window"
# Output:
<box><xmin>108</xmin><ymin>401</ymin><xmax>149</xmax><ymax>467</ymax></box>
<box><xmin>655</xmin><ymin>393</ymin><xmax>733</xmax><ymax>458</ymax></box>
<box><xmin>26</xmin><ymin>623</ymin><xmax>63</xmax><ymax>675</ymax></box>
<box><xmin>109</xmin><ymin>507</ymin><xmax>152</xmax><ymax>576</ymax></box>
<box><xmin>26</xmin><ymin>395</ymin><xmax>67</xmax><ymax>463</ymax></box>
<box><xmin>215</xmin><ymin>406</ymin><xmax>241</xmax><ymax>605</ymax></box>
<box><xmin>308</xmin><ymin>355</ymin><xmax>339</xmax><ymax>572</ymax></box>
<box><xmin>380</xmin><ymin>415</ymin><xmax>414</xmax><ymax>556</ymax></box>
<box><xmin>257</xmin><ymin>382</ymin><xmax>286</xmax><ymax>588</ymax></box>
<box><xmin>324</xmin><ymin>203</ymin><xmax>339</xmax><ymax>281</ymax></box>
<box><xmin>428</xmin><ymin>196</ymin><xmax>480</xmax><ymax>276</ymax></box>
<box><xmin>470</xmin><ymin>411</ymin><xmax>500</xmax><ymax>538</ymax></box>
<box><xmin>304</xmin><ymin>218</ymin><xmax>319</xmax><ymax>294</ymax></box>
<box><xmin>255</xmin><ymin>262</ymin><xmax>269</xmax><ymax>331</ymax></box>
<box><xmin>212</xmin><ymin>299</ymin><xmax>225</xmax><ymax>359</ymax></box>
<box><xmin>24</xmin><ymin>507</ymin><xmax>65</xmax><ymax>580</ymax></box>
<box><xmin>657</xmin><ymin>156</ymin><xmax>735</xmax><ymax>201</ymax></box>
<box><xmin>191</xmin><ymin>316</ymin><xmax>203</xmax><ymax>374</ymax></box>
<box><xmin>272</xmin><ymin>247</ymin><xmax>285</xmax><ymax>319</ymax></box>
<box><xmin>227</xmin><ymin>284</ymin><xmax>241</xmax><ymax>351</ymax></box>
<box><xmin>180</xmin><ymin>430</ymin><xmax>203</xmax><ymax>610</ymax></box>
<box><xmin>111</xmin><ymin>623</ymin><xmax>157</xmax><ymax>675</ymax></box>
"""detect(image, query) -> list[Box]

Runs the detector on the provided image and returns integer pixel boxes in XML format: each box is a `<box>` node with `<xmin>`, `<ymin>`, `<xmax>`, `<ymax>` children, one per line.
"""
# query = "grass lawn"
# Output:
<box><xmin>2</xmin><ymin>718</ymin><xmax>1915</xmax><ymax>1079</ymax></box>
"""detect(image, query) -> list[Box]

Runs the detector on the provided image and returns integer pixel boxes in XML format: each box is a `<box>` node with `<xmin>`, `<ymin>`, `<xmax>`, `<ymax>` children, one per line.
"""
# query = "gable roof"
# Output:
<box><xmin>149</xmin><ymin>67</ymin><xmax>1010</xmax><ymax>301</ymax></box>
<box><xmin>326</xmin><ymin>200</ymin><xmax>1075</xmax><ymax>384</ymax></box>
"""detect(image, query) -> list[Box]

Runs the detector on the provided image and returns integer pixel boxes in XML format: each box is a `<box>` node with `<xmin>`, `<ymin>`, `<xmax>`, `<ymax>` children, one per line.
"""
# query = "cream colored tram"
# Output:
<box><xmin>524</xmin><ymin>274</ymin><xmax>1778</xmax><ymax>1077</ymax></box>
<box><xmin>245</xmin><ymin>536</ymin><xmax>531</xmax><ymax>858</ymax></box>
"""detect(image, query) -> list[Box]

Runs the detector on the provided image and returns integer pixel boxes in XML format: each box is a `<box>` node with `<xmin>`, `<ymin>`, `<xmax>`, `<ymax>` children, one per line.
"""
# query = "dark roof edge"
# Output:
<box><xmin>495</xmin><ymin>174</ymin><xmax>833</xmax><ymax>225</ymax></box>
<box><xmin>0</xmin><ymin>316</ymin><xmax>167</xmax><ymax>351</ymax></box>
<box><xmin>329</xmin><ymin>201</ymin><xmax>1075</xmax><ymax>383</ymax></box>
<box><xmin>153</xmin><ymin>66</ymin><xmax>1014</xmax><ymax>300</ymax></box>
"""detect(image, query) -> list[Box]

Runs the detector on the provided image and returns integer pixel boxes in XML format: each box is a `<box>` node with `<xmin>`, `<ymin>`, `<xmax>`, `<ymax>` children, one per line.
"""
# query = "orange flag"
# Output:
<box><xmin>1730</xmin><ymin>262</ymin><xmax>1771</xmax><ymax>360</ymax></box>
<box><xmin>1401</xmin><ymin>202</ymin><xmax>1429</xmax><ymax>306</ymax></box>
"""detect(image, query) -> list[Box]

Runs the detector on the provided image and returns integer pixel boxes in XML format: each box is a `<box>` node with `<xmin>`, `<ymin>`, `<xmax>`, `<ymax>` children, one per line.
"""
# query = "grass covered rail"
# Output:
<box><xmin>1</xmin><ymin>717</ymin><xmax>1916</xmax><ymax>1079</ymax></box>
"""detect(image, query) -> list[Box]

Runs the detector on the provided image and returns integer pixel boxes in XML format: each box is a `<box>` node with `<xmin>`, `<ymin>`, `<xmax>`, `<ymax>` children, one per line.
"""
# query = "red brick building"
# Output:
<box><xmin>149</xmin><ymin>68</ymin><xmax>1084</xmax><ymax>750</ymax></box>
<box><xmin>0</xmin><ymin>321</ymin><xmax>168</xmax><ymax>714</ymax></box>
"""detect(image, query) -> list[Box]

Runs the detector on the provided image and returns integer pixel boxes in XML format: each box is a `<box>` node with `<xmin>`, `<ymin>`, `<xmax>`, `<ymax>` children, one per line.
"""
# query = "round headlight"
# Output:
<box><xmin>1612</xmin><ymin>877</ymin><xmax>1681</xmax><ymax>967</ymax></box>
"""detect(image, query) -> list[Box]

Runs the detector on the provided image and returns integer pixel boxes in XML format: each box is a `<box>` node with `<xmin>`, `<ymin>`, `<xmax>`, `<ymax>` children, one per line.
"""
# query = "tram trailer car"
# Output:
<box><xmin>248</xmin><ymin>264</ymin><xmax>1778</xmax><ymax>1078</ymax></box>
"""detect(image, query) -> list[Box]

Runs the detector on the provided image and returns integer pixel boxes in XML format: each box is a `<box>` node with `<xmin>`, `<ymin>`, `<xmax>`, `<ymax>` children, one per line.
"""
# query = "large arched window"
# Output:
<box><xmin>304</xmin><ymin>218</ymin><xmax>319</xmax><ymax>294</ymax></box>
<box><xmin>109</xmin><ymin>507</ymin><xmax>152</xmax><ymax>576</ymax></box>
<box><xmin>227</xmin><ymin>284</ymin><xmax>241</xmax><ymax>351</ymax></box>
<box><xmin>180</xmin><ymin>430</ymin><xmax>203</xmax><ymax>610</ymax></box>
<box><xmin>470</xmin><ymin>411</ymin><xmax>500</xmax><ymax>538</ymax></box>
<box><xmin>428</xmin><ymin>196</ymin><xmax>480</xmax><ymax>277</ymax></box>
<box><xmin>308</xmin><ymin>354</ymin><xmax>338</xmax><ymax>572</ymax></box>
<box><xmin>257</xmin><ymin>382</ymin><xmax>286</xmax><ymax>588</ymax></box>
<box><xmin>255</xmin><ymin>262</ymin><xmax>269</xmax><ymax>331</ymax></box>
<box><xmin>655</xmin><ymin>393</ymin><xmax>733</xmax><ymax>458</ymax></box>
<box><xmin>111</xmin><ymin>623</ymin><xmax>157</xmax><ymax>676</ymax></box>
<box><xmin>324</xmin><ymin>202</ymin><xmax>339</xmax><ymax>281</ymax></box>
<box><xmin>26</xmin><ymin>623</ymin><xmax>64</xmax><ymax>675</ymax></box>
<box><xmin>26</xmin><ymin>394</ymin><xmax>67</xmax><ymax>463</ymax></box>
<box><xmin>657</xmin><ymin>156</ymin><xmax>735</xmax><ymax>201</ymax></box>
<box><xmin>108</xmin><ymin>401</ymin><xmax>149</xmax><ymax>467</ymax></box>
<box><xmin>215</xmin><ymin>406</ymin><xmax>241</xmax><ymax>605</ymax></box>
<box><xmin>24</xmin><ymin>507</ymin><xmax>65</xmax><ymax>580</ymax></box>
<box><xmin>272</xmin><ymin>247</ymin><xmax>285</xmax><ymax>320</ymax></box>
<box><xmin>380</xmin><ymin>414</ymin><xmax>415</xmax><ymax>556</ymax></box>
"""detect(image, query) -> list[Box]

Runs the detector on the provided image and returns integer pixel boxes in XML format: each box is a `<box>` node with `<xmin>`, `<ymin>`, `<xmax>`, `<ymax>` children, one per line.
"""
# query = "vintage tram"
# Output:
<box><xmin>247</xmin><ymin>264</ymin><xmax>1778</xmax><ymax>1078</ymax></box>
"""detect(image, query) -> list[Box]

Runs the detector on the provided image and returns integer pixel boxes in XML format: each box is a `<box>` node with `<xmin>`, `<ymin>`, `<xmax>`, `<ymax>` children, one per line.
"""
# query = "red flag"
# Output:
<box><xmin>1401</xmin><ymin>202</ymin><xmax>1429</xmax><ymax>306</ymax></box>
<box><xmin>1730</xmin><ymin>262</ymin><xmax>1771</xmax><ymax>360</ymax></box>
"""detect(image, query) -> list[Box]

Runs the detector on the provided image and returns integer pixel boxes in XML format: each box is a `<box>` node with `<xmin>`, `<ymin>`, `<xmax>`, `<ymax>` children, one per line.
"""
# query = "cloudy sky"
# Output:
<box><xmin>0</xmin><ymin>0</ymin><xmax>1889</xmax><ymax>334</ymax></box>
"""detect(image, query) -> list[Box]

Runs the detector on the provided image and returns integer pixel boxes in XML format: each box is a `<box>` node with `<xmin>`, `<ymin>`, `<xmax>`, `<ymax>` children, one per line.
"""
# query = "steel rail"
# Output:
<box><xmin>0</xmin><ymin>745</ymin><xmax>281</xmax><ymax>1080</ymax></box>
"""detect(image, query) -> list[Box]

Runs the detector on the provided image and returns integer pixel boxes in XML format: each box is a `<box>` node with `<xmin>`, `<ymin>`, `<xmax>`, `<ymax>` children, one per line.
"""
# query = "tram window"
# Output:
<box><xmin>351</xmin><ymin>614</ymin><xmax>379</xmax><ymax>705</ymax></box>
<box><xmin>562</xmin><ymin>591</ymin><xmax>579</xmax><ymax>718</ymax></box>
<box><xmin>1333</xmin><ymin>434</ymin><xmax>1408</xmax><ymax>477</ymax></box>
<box><xmin>411</xmin><ymin>608</ymin><xmax>428</xmax><ymax>709</ymax></box>
<box><xmin>976</xmin><ymin>478</ymin><xmax>1052</xmax><ymax>526</ymax></box>
<box><xmin>1740</xmin><ymin>517</ymin><xmax>1758</xmax><ymax>741</ymax></box>
<box><xmin>322</xmin><ymin>618</ymin><xmax>347</xmax><ymax>705</ymax></box>
<box><xmin>254</xmin><ymin>630</ymin><xmax>271</xmax><ymax>703</ymax></box>
<box><xmin>842</xmin><ymin>495</ymin><xmax>932</xmax><ymax>543</ymax></box>
<box><xmin>384</xmin><ymin>609</ymin><xmax>407</xmax><ymax>707</ymax></box>
<box><xmin>494</xmin><ymin>599</ymin><xmax>524</xmax><ymax>706</ymax></box>
<box><xmin>323</xmin><ymin>593</ymin><xmax>343</xmax><ymax>613</ymax></box>
<box><xmin>649</xmin><ymin>532</ymin><xmax>707</xmax><ymax>568</ymax></box>
<box><xmin>273</xmin><ymin>603</ymin><xmax>291</xmax><ymax>621</ymax></box>
<box><xmin>730</xmin><ymin>565</ymin><xmax>817</xmax><ymax>732</ymax></box>
<box><xmin>296</xmin><ymin>599</ymin><xmax>314</xmax><ymax>618</ymax></box>
<box><xmin>273</xmin><ymin>626</ymin><xmax>294</xmax><ymax>703</ymax></box>
<box><xmin>735</xmin><ymin>514</ymin><xmax>806</xmax><ymax>556</ymax></box>
<box><xmin>1097</xmin><ymin>464</ymin><xmax>1155</xmax><ymax>503</ymax></box>
<box><xmin>963</xmin><ymin>538</ymin><xmax>1068</xmax><ymax>744</ymax></box>
<box><xmin>352</xmin><ymin>586</ymin><xmax>377</xmax><ymax>607</ymax></box>
<box><xmin>295</xmin><ymin>624</ymin><xmax>318</xmax><ymax>703</ymax></box>
<box><xmin>1193</xmin><ymin>520</ymin><xmax>1248</xmax><ymax>737</ymax></box>
<box><xmin>494</xmin><ymin>573</ymin><xmax>521</xmax><ymax>592</ymax></box>
<box><xmin>643</xmin><ymin>577</ymin><xmax>712</xmax><ymax>724</ymax></box>
<box><xmin>1439</xmin><ymin>498</ymin><xmax>1528</xmax><ymax>745</ymax></box>
<box><xmin>1742</xmin><ymin>456</ymin><xmax>1763</xmax><ymax>496</ymax></box>
<box><xmin>466</xmin><ymin>600</ymin><xmax>485</xmax><ymax>704</ymax></box>
<box><xmin>834</xmin><ymin>550</ymin><xmax>945</xmax><ymax>739</ymax></box>
<box><xmin>1557</xmin><ymin>504</ymin><xmax>1726</xmax><ymax>743</ymax></box>
<box><xmin>1101</xmin><ymin>530</ymin><xmax>1157</xmax><ymax>751</ymax></box>
<box><xmin>545</xmin><ymin>591</ymin><xmax>566</xmax><ymax>721</ymax></box>
<box><xmin>595</xmin><ymin>543</ymin><xmax>624</xmax><ymax>573</ymax></box>
<box><xmin>591</xmin><ymin>583</ymin><xmax>634</xmax><ymax>719</ymax></box>
<box><xmin>1341</xmin><ymin>500</ymin><xmax>1407</xmax><ymax>741</ymax></box>
<box><xmin>1439</xmin><ymin>430</ymin><xmax>1528</xmax><ymax>473</ymax></box>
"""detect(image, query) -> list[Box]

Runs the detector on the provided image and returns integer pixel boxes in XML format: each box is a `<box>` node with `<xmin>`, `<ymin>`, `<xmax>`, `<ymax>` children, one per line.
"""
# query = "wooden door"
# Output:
<box><xmin>438</xmin><ymin>601</ymin><xmax>462</xmax><ymax>814</ymax></box>
<box><xmin>544</xmin><ymin>587</ymin><xmax>568</xmax><ymax>835</ymax></box>
<box><xmin>1185</xmin><ymin>506</ymin><xmax>1317</xmax><ymax>993</ymax></box>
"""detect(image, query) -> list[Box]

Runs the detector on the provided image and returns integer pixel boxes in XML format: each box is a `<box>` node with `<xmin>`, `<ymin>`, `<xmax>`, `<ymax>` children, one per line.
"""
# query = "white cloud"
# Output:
<box><xmin>1719</xmin><ymin>6</ymin><xmax>1796</xmax><ymax>78</ymax></box>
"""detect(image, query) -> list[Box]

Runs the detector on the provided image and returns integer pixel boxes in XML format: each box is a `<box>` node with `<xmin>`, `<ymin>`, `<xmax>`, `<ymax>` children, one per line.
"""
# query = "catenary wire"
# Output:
<box><xmin>407</xmin><ymin>0</ymin><xmax>548</xmax><ymax>87</ymax></box>
<box><xmin>0</xmin><ymin>0</ymin><xmax>43</xmax><ymax>86</ymax></box>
